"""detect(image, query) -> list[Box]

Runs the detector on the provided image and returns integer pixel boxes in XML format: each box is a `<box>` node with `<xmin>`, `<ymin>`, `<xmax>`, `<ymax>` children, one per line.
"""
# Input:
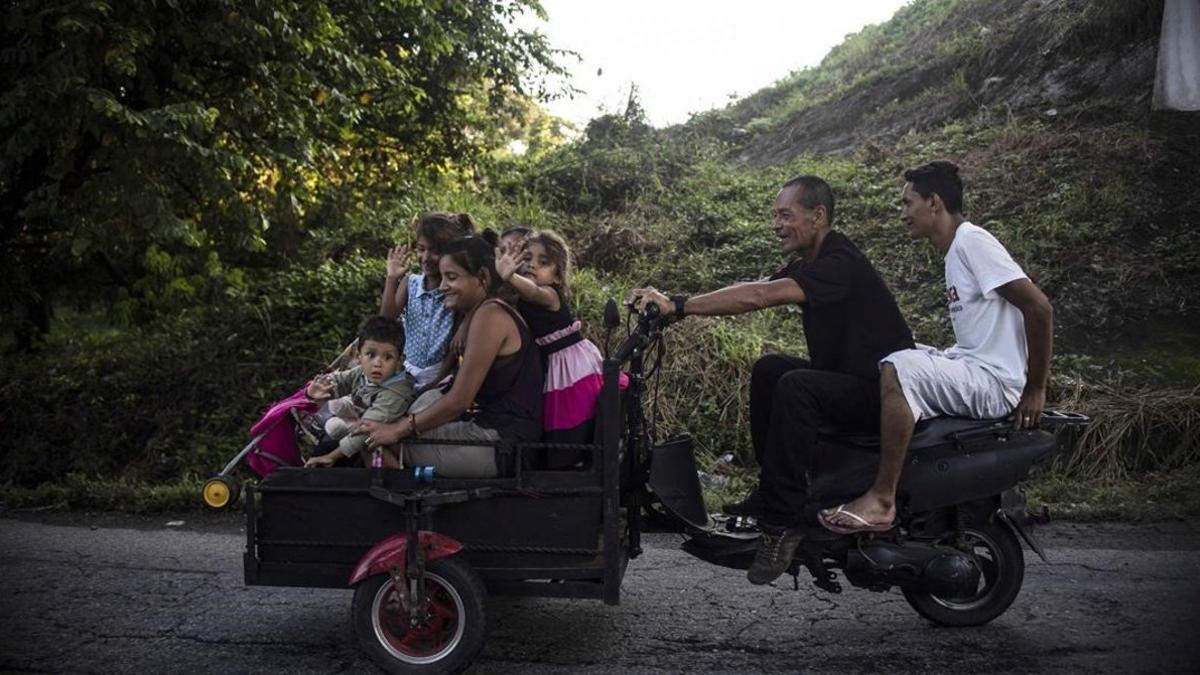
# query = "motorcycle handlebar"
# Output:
<box><xmin>611</xmin><ymin>303</ymin><xmax>669</xmax><ymax>364</ymax></box>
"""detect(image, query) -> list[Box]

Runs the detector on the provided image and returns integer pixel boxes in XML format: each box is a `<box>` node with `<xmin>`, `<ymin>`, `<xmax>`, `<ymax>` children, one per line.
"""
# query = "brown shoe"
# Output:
<box><xmin>746</xmin><ymin>524</ymin><xmax>804</xmax><ymax>585</ymax></box>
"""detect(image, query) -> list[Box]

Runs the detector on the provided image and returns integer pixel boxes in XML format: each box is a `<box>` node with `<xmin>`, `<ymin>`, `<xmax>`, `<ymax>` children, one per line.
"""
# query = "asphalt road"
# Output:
<box><xmin>1</xmin><ymin>512</ymin><xmax>1199</xmax><ymax>674</ymax></box>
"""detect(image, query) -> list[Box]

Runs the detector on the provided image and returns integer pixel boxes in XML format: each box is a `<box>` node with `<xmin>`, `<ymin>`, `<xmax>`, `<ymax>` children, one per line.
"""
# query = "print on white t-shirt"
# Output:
<box><xmin>942</xmin><ymin>222</ymin><xmax>1029</xmax><ymax>390</ymax></box>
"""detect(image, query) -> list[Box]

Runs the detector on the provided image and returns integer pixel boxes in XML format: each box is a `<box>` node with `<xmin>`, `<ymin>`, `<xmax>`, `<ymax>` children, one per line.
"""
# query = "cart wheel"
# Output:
<box><xmin>201</xmin><ymin>475</ymin><xmax>240</xmax><ymax>511</ymax></box>
<box><xmin>352</xmin><ymin>556</ymin><xmax>485</xmax><ymax>675</ymax></box>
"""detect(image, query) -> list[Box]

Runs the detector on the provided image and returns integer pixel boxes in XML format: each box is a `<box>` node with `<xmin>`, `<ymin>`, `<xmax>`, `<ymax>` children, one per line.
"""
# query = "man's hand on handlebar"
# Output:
<box><xmin>628</xmin><ymin>287</ymin><xmax>675</xmax><ymax>319</ymax></box>
<box><xmin>614</xmin><ymin>288</ymin><xmax>674</xmax><ymax>363</ymax></box>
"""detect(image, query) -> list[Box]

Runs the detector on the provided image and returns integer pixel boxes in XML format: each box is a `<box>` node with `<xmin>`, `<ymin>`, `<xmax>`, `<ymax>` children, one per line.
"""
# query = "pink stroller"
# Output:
<box><xmin>201</xmin><ymin>344</ymin><xmax>355</xmax><ymax>510</ymax></box>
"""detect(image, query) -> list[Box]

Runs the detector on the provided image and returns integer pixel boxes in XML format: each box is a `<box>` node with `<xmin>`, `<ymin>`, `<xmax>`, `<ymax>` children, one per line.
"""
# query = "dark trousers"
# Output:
<box><xmin>750</xmin><ymin>354</ymin><xmax>881</xmax><ymax>527</ymax></box>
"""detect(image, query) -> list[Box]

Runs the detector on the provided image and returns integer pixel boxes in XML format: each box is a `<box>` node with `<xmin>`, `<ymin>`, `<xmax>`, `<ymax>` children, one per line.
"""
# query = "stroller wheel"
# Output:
<box><xmin>202</xmin><ymin>475</ymin><xmax>240</xmax><ymax>510</ymax></box>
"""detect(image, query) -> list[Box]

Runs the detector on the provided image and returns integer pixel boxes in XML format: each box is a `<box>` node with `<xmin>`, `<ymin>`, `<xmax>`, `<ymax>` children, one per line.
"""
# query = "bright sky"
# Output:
<box><xmin>529</xmin><ymin>0</ymin><xmax>913</xmax><ymax>128</ymax></box>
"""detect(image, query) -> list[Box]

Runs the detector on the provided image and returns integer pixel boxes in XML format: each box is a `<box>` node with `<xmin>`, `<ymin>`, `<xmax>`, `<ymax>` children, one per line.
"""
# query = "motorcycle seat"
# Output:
<box><xmin>817</xmin><ymin>416</ymin><xmax>1008</xmax><ymax>451</ymax></box>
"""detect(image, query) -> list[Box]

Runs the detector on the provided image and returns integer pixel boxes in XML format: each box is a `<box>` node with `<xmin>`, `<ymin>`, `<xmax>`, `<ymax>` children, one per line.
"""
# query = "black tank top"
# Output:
<box><xmin>470</xmin><ymin>299</ymin><xmax>543</xmax><ymax>442</ymax></box>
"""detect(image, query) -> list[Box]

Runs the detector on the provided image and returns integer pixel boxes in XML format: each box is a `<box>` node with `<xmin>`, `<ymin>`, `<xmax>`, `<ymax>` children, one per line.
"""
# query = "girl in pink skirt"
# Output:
<box><xmin>496</xmin><ymin>230</ymin><xmax>624</xmax><ymax>465</ymax></box>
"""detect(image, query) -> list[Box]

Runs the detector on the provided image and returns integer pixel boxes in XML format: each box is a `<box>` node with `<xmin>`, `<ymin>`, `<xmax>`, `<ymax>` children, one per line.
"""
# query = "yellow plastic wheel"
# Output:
<box><xmin>202</xmin><ymin>476</ymin><xmax>239</xmax><ymax>510</ymax></box>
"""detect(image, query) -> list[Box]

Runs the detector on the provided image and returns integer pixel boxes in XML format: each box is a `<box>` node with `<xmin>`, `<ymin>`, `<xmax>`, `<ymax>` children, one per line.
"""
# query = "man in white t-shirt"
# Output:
<box><xmin>820</xmin><ymin>161</ymin><xmax>1054</xmax><ymax>534</ymax></box>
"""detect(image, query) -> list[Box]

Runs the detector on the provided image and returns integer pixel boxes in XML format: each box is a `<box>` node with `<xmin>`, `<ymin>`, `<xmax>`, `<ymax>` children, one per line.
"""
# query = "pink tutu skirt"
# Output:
<box><xmin>538</xmin><ymin>321</ymin><xmax>627</xmax><ymax>444</ymax></box>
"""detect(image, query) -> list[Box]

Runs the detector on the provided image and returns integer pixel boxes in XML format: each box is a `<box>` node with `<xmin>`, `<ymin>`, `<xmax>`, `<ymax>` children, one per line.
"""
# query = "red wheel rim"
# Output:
<box><xmin>371</xmin><ymin>572</ymin><xmax>465</xmax><ymax>664</ymax></box>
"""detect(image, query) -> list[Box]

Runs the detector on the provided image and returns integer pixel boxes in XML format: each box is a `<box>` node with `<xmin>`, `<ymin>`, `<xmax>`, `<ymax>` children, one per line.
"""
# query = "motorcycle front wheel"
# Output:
<box><xmin>902</xmin><ymin>519</ymin><xmax>1024</xmax><ymax>627</ymax></box>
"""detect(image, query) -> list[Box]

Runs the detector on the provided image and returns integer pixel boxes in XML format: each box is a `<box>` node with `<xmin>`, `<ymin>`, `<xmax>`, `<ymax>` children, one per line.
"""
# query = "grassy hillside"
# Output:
<box><xmin>692</xmin><ymin>0</ymin><xmax>1163</xmax><ymax>160</ymax></box>
<box><xmin>516</xmin><ymin>0</ymin><xmax>1200</xmax><ymax>370</ymax></box>
<box><xmin>489</xmin><ymin>0</ymin><xmax>1200</xmax><ymax>478</ymax></box>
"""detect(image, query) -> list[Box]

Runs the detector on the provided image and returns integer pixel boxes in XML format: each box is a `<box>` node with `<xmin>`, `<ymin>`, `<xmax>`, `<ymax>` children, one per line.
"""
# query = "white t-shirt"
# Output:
<box><xmin>942</xmin><ymin>222</ymin><xmax>1029</xmax><ymax>390</ymax></box>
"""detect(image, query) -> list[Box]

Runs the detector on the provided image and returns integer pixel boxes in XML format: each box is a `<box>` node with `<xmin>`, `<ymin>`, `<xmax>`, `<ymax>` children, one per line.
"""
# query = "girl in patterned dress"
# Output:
<box><xmin>379</xmin><ymin>212</ymin><xmax>474</xmax><ymax>387</ymax></box>
<box><xmin>496</xmin><ymin>230</ymin><xmax>625</xmax><ymax>465</ymax></box>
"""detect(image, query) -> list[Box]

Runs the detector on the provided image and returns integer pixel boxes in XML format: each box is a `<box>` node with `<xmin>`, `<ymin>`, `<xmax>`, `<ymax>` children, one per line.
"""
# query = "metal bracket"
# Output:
<box><xmin>799</xmin><ymin>545</ymin><xmax>841</xmax><ymax>594</ymax></box>
<box><xmin>997</xmin><ymin>508</ymin><xmax>1049</xmax><ymax>562</ymax></box>
<box><xmin>997</xmin><ymin>490</ymin><xmax>1048</xmax><ymax>562</ymax></box>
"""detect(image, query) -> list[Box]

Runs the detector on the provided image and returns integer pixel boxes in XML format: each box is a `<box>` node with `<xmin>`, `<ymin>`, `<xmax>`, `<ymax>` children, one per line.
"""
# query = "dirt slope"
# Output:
<box><xmin>694</xmin><ymin>0</ymin><xmax>1164</xmax><ymax>164</ymax></box>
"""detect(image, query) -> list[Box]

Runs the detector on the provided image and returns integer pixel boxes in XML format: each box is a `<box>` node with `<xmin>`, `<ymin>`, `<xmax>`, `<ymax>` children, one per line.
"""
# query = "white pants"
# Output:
<box><xmin>882</xmin><ymin>346</ymin><xmax>1020</xmax><ymax>424</ymax></box>
<box><xmin>323</xmin><ymin>396</ymin><xmax>360</xmax><ymax>440</ymax></box>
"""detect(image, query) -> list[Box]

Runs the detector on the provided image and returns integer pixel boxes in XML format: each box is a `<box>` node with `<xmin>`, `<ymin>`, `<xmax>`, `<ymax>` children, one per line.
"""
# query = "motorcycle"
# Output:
<box><xmin>627</xmin><ymin>302</ymin><xmax>1089</xmax><ymax>627</ymax></box>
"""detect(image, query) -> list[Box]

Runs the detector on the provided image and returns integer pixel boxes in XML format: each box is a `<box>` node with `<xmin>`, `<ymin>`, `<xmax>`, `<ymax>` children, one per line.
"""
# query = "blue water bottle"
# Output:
<box><xmin>412</xmin><ymin>465</ymin><xmax>435</xmax><ymax>483</ymax></box>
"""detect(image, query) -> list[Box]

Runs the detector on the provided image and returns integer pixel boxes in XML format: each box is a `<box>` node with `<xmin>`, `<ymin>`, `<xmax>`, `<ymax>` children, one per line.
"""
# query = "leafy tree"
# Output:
<box><xmin>0</xmin><ymin>0</ymin><xmax>563</xmax><ymax>349</ymax></box>
<box><xmin>520</xmin><ymin>87</ymin><xmax>709</xmax><ymax>215</ymax></box>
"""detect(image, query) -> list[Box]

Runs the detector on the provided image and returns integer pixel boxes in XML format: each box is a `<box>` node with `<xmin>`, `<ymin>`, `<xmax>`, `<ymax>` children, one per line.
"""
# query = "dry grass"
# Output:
<box><xmin>1026</xmin><ymin>464</ymin><xmax>1200</xmax><ymax>521</ymax></box>
<box><xmin>1052</xmin><ymin>383</ymin><xmax>1200</xmax><ymax>479</ymax></box>
<box><xmin>649</xmin><ymin>316</ymin><xmax>1200</xmax><ymax>484</ymax></box>
<box><xmin>637</xmin><ymin>313</ymin><xmax>807</xmax><ymax>468</ymax></box>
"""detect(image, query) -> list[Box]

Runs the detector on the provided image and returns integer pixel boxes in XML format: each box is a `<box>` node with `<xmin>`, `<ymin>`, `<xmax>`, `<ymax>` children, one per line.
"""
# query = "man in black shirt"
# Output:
<box><xmin>631</xmin><ymin>175</ymin><xmax>913</xmax><ymax>585</ymax></box>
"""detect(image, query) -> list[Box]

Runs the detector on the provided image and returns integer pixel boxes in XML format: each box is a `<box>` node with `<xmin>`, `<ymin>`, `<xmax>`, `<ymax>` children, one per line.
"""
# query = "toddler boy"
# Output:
<box><xmin>304</xmin><ymin>316</ymin><xmax>416</xmax><ymax>467</ymax></box>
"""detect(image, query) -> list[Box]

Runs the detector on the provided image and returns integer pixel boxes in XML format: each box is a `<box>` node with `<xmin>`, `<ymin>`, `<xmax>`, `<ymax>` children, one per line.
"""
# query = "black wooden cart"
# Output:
<box><xmin>243</xmin><ymin>306</ymin><xmax>706</xmax><ymax>674</ymax></box>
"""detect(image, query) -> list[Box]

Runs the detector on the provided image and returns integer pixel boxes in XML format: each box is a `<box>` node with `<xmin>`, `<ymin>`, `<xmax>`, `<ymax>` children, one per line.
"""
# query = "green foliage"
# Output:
<box><xmin>497</xmin><ymin>106</ymin><xmax>1198</xmax><ymax>478</ymax></box>
<box><xmin>3</xmin><ymin>0</ymin><xmax>1197</xmax><ymax>509</ymax></box>
<box><xmin>650</xmin><ymin>313</ymin><xmax>806</xmax><ymax>465</ymax></box>
<box><xmin>0</xmin><ymin>474</ymin><xmax>204</xmax><ymax>513</ymax></box>
<box><xmin>1047</xmin><ymin>0</ymin><xmax>1163</xmax><ymax>56</ymax></box>
<box><xmin>513</xmin><ymin>92</ymin><xmax>724</xmax><ymax>218</ymax></box>
<box><xmin>2</xmin><ymin>0</ymin><xmax>564</xmax><ymax>348</ymax></box>
<box><xmin>0</xmin><ymin>257</ymin><xmax>382</xmax><ymax>485</ymax></box>
<box><xmin>1025</xmin><ymin>464</ymin><xmax>1200</xmax><ymax>521</ymax></box>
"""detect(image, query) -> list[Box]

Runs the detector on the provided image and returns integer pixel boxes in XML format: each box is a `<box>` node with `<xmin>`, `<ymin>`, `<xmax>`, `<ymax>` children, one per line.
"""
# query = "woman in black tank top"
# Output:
<box><xmin>468</xmin><ymin>299</ymin><xmax>542</xmax><ymax>442</ymax></box>
<box><xmin>359</xmin><ymin>234</ymin><xmax>543</xmax><ymax>477</ymax></box>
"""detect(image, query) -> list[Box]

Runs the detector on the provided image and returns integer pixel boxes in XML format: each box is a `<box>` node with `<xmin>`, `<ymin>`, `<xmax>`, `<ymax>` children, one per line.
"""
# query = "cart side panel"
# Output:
<box><xmin>248</xmin><ymin>468</ymin><xmax>608</xmax><ymax>588</ymax></box>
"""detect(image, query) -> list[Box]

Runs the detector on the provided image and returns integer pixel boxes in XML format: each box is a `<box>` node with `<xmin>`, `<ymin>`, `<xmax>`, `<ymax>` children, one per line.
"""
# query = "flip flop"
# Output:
<box><xmin>817</xmin><ymin>504</ymin><xmax>894</xmax><ymax>535</ymax></box>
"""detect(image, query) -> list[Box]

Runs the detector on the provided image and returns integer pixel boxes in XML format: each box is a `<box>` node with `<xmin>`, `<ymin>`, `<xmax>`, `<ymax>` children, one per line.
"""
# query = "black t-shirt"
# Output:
<box><xmin>769</xmin><ymin>231</ymin><xmax>914</xmax><ymax>380</ymax></box>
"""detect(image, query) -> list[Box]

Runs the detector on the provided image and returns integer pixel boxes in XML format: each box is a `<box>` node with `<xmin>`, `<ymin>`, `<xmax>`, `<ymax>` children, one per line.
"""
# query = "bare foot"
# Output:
<box><xmin>821</xmin><ymin>492</ymin><xmax>895</xmax><ymax>530</ymax></box>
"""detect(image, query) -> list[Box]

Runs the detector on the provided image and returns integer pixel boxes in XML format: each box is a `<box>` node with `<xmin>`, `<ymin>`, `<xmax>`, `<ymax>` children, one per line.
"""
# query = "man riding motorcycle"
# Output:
<box><xmin>631</xmin><ymin>173</ymin><xmax>914</xmax><ymax>585</ymax></box>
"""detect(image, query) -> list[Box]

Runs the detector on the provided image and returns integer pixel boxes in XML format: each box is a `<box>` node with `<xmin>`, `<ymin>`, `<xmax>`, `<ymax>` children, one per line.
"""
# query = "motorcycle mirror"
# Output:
<box><xmin>604</xmin><ymin>298</ymin><xmax>620</xmax><ymax>330</ymax></box>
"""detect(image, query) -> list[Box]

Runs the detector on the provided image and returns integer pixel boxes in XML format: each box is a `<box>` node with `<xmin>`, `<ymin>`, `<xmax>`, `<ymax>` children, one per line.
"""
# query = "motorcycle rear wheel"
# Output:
<box><xmin>902</xmin><ymin>520</ymin><xmax>1024</xmax><ymax>627</ymax></box>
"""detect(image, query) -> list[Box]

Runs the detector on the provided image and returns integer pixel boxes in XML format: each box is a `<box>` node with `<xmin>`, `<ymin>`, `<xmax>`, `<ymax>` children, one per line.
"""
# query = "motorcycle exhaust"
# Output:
<box><xmin>845</xmin><ymin>540</ymin><xmax>980</xmax><ymax>599</ymax></box>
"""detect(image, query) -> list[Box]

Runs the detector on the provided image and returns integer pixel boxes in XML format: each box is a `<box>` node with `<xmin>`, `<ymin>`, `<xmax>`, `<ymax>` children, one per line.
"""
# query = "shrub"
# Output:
<box><xmin>0</xmin><ymin>257</ymin><xmax>381</xmax><ymax>485</ymax></box>
<box><xmin>1052</xmin><ymin>384</ymin><xmax>1200</xmax><ymax>479</ymax></box>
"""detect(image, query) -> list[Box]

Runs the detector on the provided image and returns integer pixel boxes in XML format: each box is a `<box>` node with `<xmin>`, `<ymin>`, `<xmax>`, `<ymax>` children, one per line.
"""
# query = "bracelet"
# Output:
<box><xmin>670</xmin><ymin>294</ymin><xmax>688</xmax><ymax>318</ymax></box>
<box><xmin>409</xmin><ymin>412</ymin><xmax>420</xmax><ymax>437</ymax></box>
